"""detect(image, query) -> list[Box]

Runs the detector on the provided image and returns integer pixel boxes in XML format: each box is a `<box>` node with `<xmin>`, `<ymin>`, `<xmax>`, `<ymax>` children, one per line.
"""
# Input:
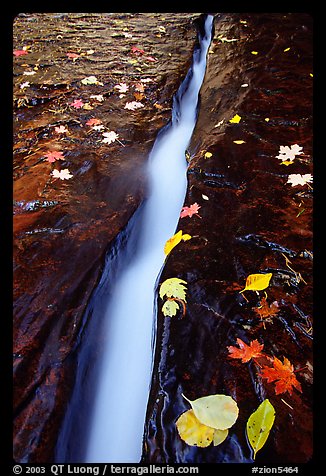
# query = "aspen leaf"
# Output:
<box><xmin>204</xmin><ymin>151</ymin><xmax>212</xmax><ymax>158</ymax></box>
<box><xmin>240</xmin><ymin>273</ymin><xmax>272</xmax><ymax>293</ymax></box>
<box><xmin>233</xmin><ymin>140</ymin><xmax>246</xmax><ymax>144</ymax></box>
<box><xmin>162</xmin><ymin>300</ymin><xmax>180</xmax><ymax>317</ymax></box>
<box><xmin>159</xmin><ymin>278</ymin><xmax>187</xmax><ymax>301</ymax></box>
<box><xmin>213</xmin><ymin>428</ymin><xmax>229</xmax><ymax>446</ymax></box>
<box><xmin>246</xmin><ymin>399</ymin><xmax>275</xmax><ymax>460</ymax></box>
<box><xmin>229</xmin><ymin>114</ymin><xmax>241</xmax><ymax>123</ymax></box>
<box><xmin>176</xmin><ymin>409</ymin><xmax>214</xmax><ymax>447</ymax></box>
<box><xmin>164</xmin><ymin>230</ymin><xmax>191</xmax><ymax>256</ymax></box>
<box><xmin>182</xmin><ymin>394</ymin><xmax>239</xmax><ymax>430</ymax></box>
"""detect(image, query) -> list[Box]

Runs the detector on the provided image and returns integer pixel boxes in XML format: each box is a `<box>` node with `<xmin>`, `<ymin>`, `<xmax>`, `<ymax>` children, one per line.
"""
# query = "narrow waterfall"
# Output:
<box><xmin>58</xmin><ymin>14</ymin><xmax>213</xmax><ymax>464</ymax></box>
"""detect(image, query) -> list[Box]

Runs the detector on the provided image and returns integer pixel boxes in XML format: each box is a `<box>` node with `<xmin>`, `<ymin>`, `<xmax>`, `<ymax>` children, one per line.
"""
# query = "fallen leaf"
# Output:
<box><xmin>82</xmin><ymin>103</ymin><xmax>93</xmax><ymax>110</ymax></box>
<box><xmin>44</xmin><ymin>150</ymin><xmax>65</xmax><ymax>163</ymax></box>
<box><xmin>90</xmin><ymin>94</ymin><xmax>104</xmax><ymax>102</ymax></box>
<box><xmin>13</xmin><ymin>49</ymin><xmax>28</xmax><ymax>57</ymax></box>
<box><xmin>23</xmin><ymin>71</ymin><xmax>36</xmax><ymax>76</ymax></box>
<box><xmin>233</xmin><ymin>140</ymin><xmax>246</xmax><ymax>144</ymax></box>
<box><xmin>134</xmin><ymin>82</ymin><xmax>145</xmax><ymax>92</ymax></box>
<box><xmin>239</xmin><ymin>273</ymin><xmax>273</xmax><ymax>293</ymax></box>
<box><xmin>182</xmin><ymin>394</ymin><xmax>239</xmax><ymax>431</ymax></box>
<box><xmin>54</xmin><ymin>125</ymin><xmax>68</xmax><ymax>134</ymax></box>
<box><xmin>102</xmin><ymin>131</ymin><xmax>119</xmax><ymax>144</ymax></box>
<box><xmin>229</xmin><ymin>114</ymin><xmax>241</xmax><ymax>123</ymax></box>
<box><xmin>276</xmin><ymin>144</ymin><xmax>303</xmax><ymax>162</ymax></box>
<box><xmin>162</xmin><ymin>300</ymin><xmax>180</xmax><ymax>317</ymax></box>
<box><xmin>164</xmin><ymin>230</ymin><xmax>191</xmax><ymax>256</ymax></box>
<box><xmin>204</xmin><ymin>151</ymin><xmax>212</xmax><ymax>158</ymax></box>
<box><xmin>261</xmin><ymin>356</ymin><xmax>302</xmax><ymax>395</ymax></box>
<box><xmin>131</xmin><ymin>45</ymin><xmax>145</xmax><ymax>55</ymax></box>
<box><xmin>180</xmin><ymin>203</ymin><xmax>201</xmax><ymax>218</ymax></box>
<box><xmin>213</xmin><ymin>429</ymin><xmax>229</xmax><ymax>446</ymax></box>
<box><xmin>176</xmin><ymin>409</ymin><xmax>215</xmax><ymax>447</ymax></box>
<box><xmin>81</xmin><ymin>75</ymin><xmax>103</xmax><ymax>85</ymax></box>
<box><xmin>114</xmin><ymin>83</ymin><xmax>129</xmax><ymax>93</ymax></box>
<box><xmin>202</xmin><ymin>194</ymin><xmax>209</xmax><ymax>200</ymax></box>
<box><xmin>66</xmin><ymin>53</ymin><xmax>80</xmax><ymax>60</ymax></box>
<box><xmin>20</xmin><ymin>82</ymin><xmax>30</xmax><ymax>89</ymax></box>
<box><xmin>287</xmin><ymin>173</ymin><xmax>313</xmax><ymax>187</ymax></box>
<box><xmin>51</xmin><ymin>168</ymin><xmax>73</xmax><ymax>180</ymax></box>
<box><xmin>246</xmin><ymin>399</ymin><xmax>275</xmax><ymax>460</ymax></box>
<box><xmin>134</xmin><ymin>92</ymin><xmax>144</xmax><ymax>101</ymax></box>
<box><xmin>283</xmin><ymin>47</ymin><xmax>291</xmax><ymax>52</ymax></box>
<box><xmin>159</xmin><ymin>277</ymin><xmax>187</xmax><ymax>301</ymax></box>
<box><xmin>227</xmin><ymin>338</ymin><xmax>264</xmax><ymax>363</ymax></box>
<box><xmin>144</xmin><ymin>55</ymin><xmax>157</xmax><ymax>62</ymax></box>
<box><xmin>251</xmin><ymin>51</ymin><xmax>258</xmax><ymax>55</ymax></box>
<box><xmin>255</xmin><ymin>297</ymin><xmax>279</xmax><ymax>320</ymax></box>
<box><xmin>86</xmin><ymin>118</ymin><xmax>102</xmax><ymax>126</ymax></box>
<box><xmin>70</xmin><ymin>99</ymin><xmax>84</xmax><ymax>109</ymax></box>
<box><xmin>124</xmin><ymin>101</ymin><xmax>144</xmax><ymax>111</ymax></box>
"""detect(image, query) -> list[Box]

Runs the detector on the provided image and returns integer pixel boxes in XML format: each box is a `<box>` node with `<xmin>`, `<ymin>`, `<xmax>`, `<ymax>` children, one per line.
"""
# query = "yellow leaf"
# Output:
<box><xmin>162</xmin><ymin>300</ymin><xmax>179</xmax><ymax>317</ymax></box>
<box><xmin>213</xmin><ymin>428</ymin><xmax>229</xmax><ymax>446</ymax></box>
<box><xmin>264</xmin><ymin>117</ymin><xmax>270</xmax><ymax>122</ymax></box>
<box><xmin>283</xmin><ymin>47</ymin><xmax>291</xmax><ymax>52</ymax></box>
<box><xmin>246</xmin><ymin>399</ymin><xmax>275</xmax><ymax>459</ymax></box>
<box><xmin>182</xmin><ymin>394</ymin><xmax>239</xmax><ymax>430</ymax></box>
<box><xmin>229</xmin><ymin>114</ymin><xmax>241</xmax><ymax>124</ymax></box>
<box><xmin>204</xmin><ymin>151</ymin><xmax>212</xmax><ymax>158</ymax></box>
<box><xmin>280</xmin><ymin>159</ymin><xmax>294</xmax><ymax>166</ymax></box>
<box><xmin>251</xmin><ymin>51</ymin><xmax>258</xmax><ymax>55</ymax></box>
<box><xmin>159</xmin><ymin>278</ymin><xmax>187</xmax><ymax>301</ymax></box>
<box><xmin>233</xmin><ymin>140</ymin><xmax>246</xmax><ymax>144</ymax></box>
<box><xmin>240</xmin><ymin>273</ymin><xmax>273</xmax><ymax>293</ymax></box>
<box><xmin>176</xmin><ymin>409</ymin><xmax>214</xmax><ymax>447</ymax></box>
<box><xmin>164</xmin><ymin>230</ymin><xmax>191</xmax><ymax>255</ymax></box>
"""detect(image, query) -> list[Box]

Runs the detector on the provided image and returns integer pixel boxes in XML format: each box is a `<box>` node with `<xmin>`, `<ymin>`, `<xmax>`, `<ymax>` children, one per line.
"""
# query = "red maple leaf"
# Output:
<box><xmin>180</xmin><ymin>203</ymin><xmax>201</xmax><ymax>218</ymax></box>
<box><xmin>66</xmin><ymin>53</ymin><xmax>80</xmax><ymax>60</ymax></box>
<box><xmin>70</xmin><ymin>99</ymin><xmax>84</xmax><ymax>109</ymax></box>
<box><xmin>260</xmin><ymin>356</ymin><xmax>302</xmax><ymax>395</ymax></box>
<box><xmin>131</xmin><ymin>46</ymin><xmax>145</xmax><ymax>55</ymax></box>
<box><xmin>227</xmin><ymin>338</ymin><xmax>264</xmax><ymax>363</ymax></box>
<box><xmin>44</xmin><ymin>150</ymin><xmax>65</xmax><ymax>163</ymax></box>
<box><xmin>13</xmin><ymin>49</ymin><xmax>28</xmax><ymax>57</ymax></box>
<box><xmin>86</xmin><ymin>118</ymin><xmax>102</xmax><ymax>126</ymax></box>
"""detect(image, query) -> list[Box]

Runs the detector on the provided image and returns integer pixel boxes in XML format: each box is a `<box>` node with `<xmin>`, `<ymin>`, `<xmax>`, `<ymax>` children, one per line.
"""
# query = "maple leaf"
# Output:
<box><xmin>114</xmin><ymin>83</ymin><xmax>129</xmax><ymax>93</ymax></box>
<box><xmin>131</xmin><ymin>45</ymin><xmax>145</xmax><ymax>55</ymax></box>
<box><xmin>260</xmin><ymin>356</ymin><xmax>302</xmax><ymax>395</ymax></box>
<box><xmin>81</xmin><ymin>75</ymin><xmax>103</xmax><ymax>85</ymax></box>
<box><xmin>276</xmin><ymin>144</ymin><xmax>303</xmax><ymax>162</ymax></box>
<box><xmin>102</xmin><ymin>131</ymin><xmax>119</xmax><ymax>144</ymax></box>
<box><xmin>66</xmin><ymin>53</ymin><xmax>80</xmax><ymax>60</ymax></box>
<box><xmin>86</xmin><ymin>118</ymin><xmax>102</xmax><ymax>126</ymax></box>
<box><xmin>124</xmin><ymin>101</ymin><xmax>144</xmax><ymax>111</ymax></box>
<box><xmin>254</xmin><ymin>297</ymin><xmax>279</xmax><ymax>320</ymax></box>
<box><xmin>227</xmin><ymin>338</ymin><xmax>264</xmax><ymax>363</ymax></box>
<box><xmin>70</xmin><ymin>99</ymin><xmax>84</xmax><ymax>109</ymax></box>
<box><xmin>13</xmin><ymin>49</ymin><xmax>28</xmax><ymax>56</ymax></box>
<box><xmin>44</xmin><ymin>150</ymin><xmax>65</xmax><ymax>163</ymax></box>
<box><xmin>20</xmin><ymin>82</ymin><xmax>30</xmax><ymax>89</ymax></box>
<box><xmin>54</xmin><ymin>125</ymin><xmax>68</xmax><ymax>134</ymax></box>
<box><xmin>287</xmin><ymin>174</ymin><xmax>313</xmax><ymax>187</ymax></box>
<box><xmin>51</xmin><ymin>168</ymin><xmax>73</xmax><ymax>180</ymax></box>
<box><xmin>180</xmin><ymin>203</ymin><xmax>201</xmax><ymax>218</ymax></box>
<box><xmin>134</xmin><ymin>82</ymin><xmax>145</xmax><ymax>92</ymax></box>
<box><xmin>90</xmin><ymin>94</ymin><xmax>104</xmax><ymax>102</ymax></box>
<box><xmin>134</xmin><ymin>92</ymin><xmax>144</xmax><ymax>101</ymax></box>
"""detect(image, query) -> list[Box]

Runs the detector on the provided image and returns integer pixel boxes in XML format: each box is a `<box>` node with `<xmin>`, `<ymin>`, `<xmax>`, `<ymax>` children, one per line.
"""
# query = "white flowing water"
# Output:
<box><xmin>85</xmin><ymin>15</ymin><xmax>213</xmax><ymax>463</ymax></box>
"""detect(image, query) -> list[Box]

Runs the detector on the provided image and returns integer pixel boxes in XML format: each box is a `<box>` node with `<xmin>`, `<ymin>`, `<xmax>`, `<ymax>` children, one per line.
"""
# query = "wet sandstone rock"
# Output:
<box><xmin>142</xmin><ymin>13</ymin><xmax>313</xmax><ymax>464</ymax></box>
<box><xmin>13</xmin><ymin>12</ymin><xmax>201</xmax><ymax>463</ymax></box>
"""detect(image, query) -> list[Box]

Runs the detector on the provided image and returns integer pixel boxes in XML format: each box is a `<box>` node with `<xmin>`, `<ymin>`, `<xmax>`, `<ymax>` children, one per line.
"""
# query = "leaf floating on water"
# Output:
<box><xmin>159</xmin><ymin>278</ymin><xmax>187</xmax><ymax>301</ymax></box>
<box><xmin>260</xmin><ymin>356</ymin><xmax>302</xmax><ymax>395</ymax></box>
<box><xmin>51</xmin><ymin>168</ymin><xmax>73</xmax><ymax>180</ymax></box>
<box><xmin>162</xmin><ymin>300</ymin><xmax>180</xmax><ymax>317</ymax></box>
<box><xmin>176</xmin><ymin>409</ymin><xmax>214</xmax><ymax>447</ymax></box>
<box><xmin>164</xmin><ymin>230</ymin><xmax>191</xmax><ymax>256</ymax></box>
<box><xmin>287</xmin><ymin>174</ymin><xmax>313</xmax><ymax>187</ymax></box>
<box><xmin>227</xmin><ymin>338</ymin><xmax>264</xmax><ymax>363</ymax></box>
<box><xmin>276</xmin><ymin>144</ymin><xmax>303</xmax><ymax>163</ymax></box>
<box><xmin>246</xmin><ymin>399</ymin><xmax>275</xmax><ymax>460</ymax></box>
<box><xmin>182</xmin><ymin>394</ymin><xmax>239</xmax><ymax>430</ymax></box>
<box><xmin>239</xmin><ymin>273</ymin><xmax>273</xmax><ymax>293</ymax></box>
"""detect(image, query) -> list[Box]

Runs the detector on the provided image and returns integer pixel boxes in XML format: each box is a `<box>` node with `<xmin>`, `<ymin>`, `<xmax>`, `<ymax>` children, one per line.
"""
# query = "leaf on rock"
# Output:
<box><xmin>227</xmin><ymin>338</ymin><xmax>264</xmax><ymax>363</ymax></box>
<box><xmin>164</xmin><ymin>230</ymin><xmax>191</xmax><ymax>255</ymax></box>
<box><xmin>114</xmin><ymin>83</ymin><xmax>129</xmax><ymax>93</ymax></box>
<box><xmin>229</xmin><ymin>114</ymin><xmax>241</xmax><ymax>123</ymax></box>
<box><xmin>54</xmin><ymin>125</ymin><xmax>68</xmax><ymax>134</ymax></box>
<box><xmin>86</xmin><ymin>118</ymin><xmax>102</xmax><ymax>126</ymax></box>
<box><xmin>81</xmin><ymin>75</ymin><xmax>103</xmax><ymax>85</ymax></box>
<box><xmin>240</xmin><ymin>273</ymin><xmax>273</xmax><ymax>293</ymax></box>
<box><xmin>287</xmin><ymin>174</ymin><xmax>313</xmax><ymax>187</ymax></box>
<box><xmin>213</xmin><ymin>428</ymin><xmax>229</xmax><ymax>446</ymax></box>
<box><xmin>204</xmin><ymin>151</ymin><xmax>212</xmax><ymax>158</ymax></box>
<box><xmin>180</xmin><ymin>203</ymin><xmax>201</xmax><ymax>218</ymax></box>
<box><xmin>246</xmin><ymin>399</ymin><xmax>275</xmax><ymax>460</ymax></box>
<box><xmin>66</xmin><ymin>53</ymin><xmax>80</xmax><ymax>61</ymax></box>
<box><xmin>44</xmin><ymin>150</ymin><xmax>65</xmax><ymax>163</ymax></box>
<box><xmin>124</xmin><ymin>101</ymin><xmax>144</xmax><ymax>110</ymax></box>
<box><xmin>260</xmin><ymin>356</ymin><xmax>302</xmax><ymax>395</ymax></box>
<box><xmin>102</xmin><ymin>131</ymin><xmax>119</xmax><ymax>144</ymax></box>
<box><xmin>13</xmin><ymin>49</ymin><xmax>28</xmax><ymax>56</ymax></box>
<box><xmin>276</xmin><ymin>144</ymin><xmax>303</xmax><ymax>163</ymax></box>
<box><xmin>233</xmin><ymin>140</ymin><xmax>246</xmax><ymax>144</ymax></box>
<box><xmin>70</xmin><ymin>99</ymin><xmax>84</xmax><ymax>109</ymax></box>
<box><xmin>176</xmin><ymin>409</ymin><xmax>215</xmax><ymax>447</ymax></box>
<box><xmin>51</xmin><ymin>168</ymin><xmax>73</xmax><ymax>180</ymax></box>
<box><xmin>159</xmin><ymin>278</ymin><xmax>187</xmax><ymax>301</ymax></box>
<box><xmin>182</xmin><ymin>394</ymin><xmax>239</xmax><ymax>430</ymax></box>
<box><xmin>255</xmin><ymin>297</ymin><xmax>279</xmax><ymax>320</ymax></box>
<box><xmin>162</xmin><ymin>300</ymin><xmax>180</xmax><ymax>317</ymax></box>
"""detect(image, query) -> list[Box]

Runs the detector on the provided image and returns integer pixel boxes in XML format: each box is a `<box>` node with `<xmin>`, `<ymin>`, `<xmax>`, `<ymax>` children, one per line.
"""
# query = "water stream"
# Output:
<box><xmin>57</xmin><ymin>14</ymin><xmax>213</xmax><ymax>463</ymax></box>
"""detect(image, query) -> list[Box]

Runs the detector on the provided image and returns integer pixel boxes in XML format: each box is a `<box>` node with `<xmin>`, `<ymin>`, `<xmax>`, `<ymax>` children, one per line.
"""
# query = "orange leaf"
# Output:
<box><xmin>260</xmin><ymin>356</ymin><xmax>302</xmax><ymax>395</ymax></box>
<box><xmin>255</xmin><ymin>297</ymin><xmax>279</xmax><ymax>320</ymax></box>
<box><xmin>227</xmin><ymin>338</ymin><xmax>264</xmax><ymax>363</ymax></box>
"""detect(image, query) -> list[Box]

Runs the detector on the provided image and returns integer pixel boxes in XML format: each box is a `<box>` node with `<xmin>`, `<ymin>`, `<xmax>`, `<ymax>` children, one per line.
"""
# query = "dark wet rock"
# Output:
<box><xmin>142</xmin><ymin>13</ymin><xmax>313</xmax><ymax>464</ymax></box>
<box><xmin>13</xmin><ymin>12</ymin><xmax>200</xmax><ymax>463</ymax></box>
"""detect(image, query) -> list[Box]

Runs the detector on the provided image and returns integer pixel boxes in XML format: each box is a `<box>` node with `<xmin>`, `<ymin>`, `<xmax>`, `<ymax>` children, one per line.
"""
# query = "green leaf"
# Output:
<box><xmin>246</xmin><ymin>399</ymin><xmax>275</xmax><ymax>459</ymax></box>
<box><xmin>159</xmin><ymin>278</ymin><xmax>187</xmax><ymax>301</ymax></box>
<box><xmin>162</xmin><ymin>300</ymin><xmax>179</xmax><ymax>317</ymax></box>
